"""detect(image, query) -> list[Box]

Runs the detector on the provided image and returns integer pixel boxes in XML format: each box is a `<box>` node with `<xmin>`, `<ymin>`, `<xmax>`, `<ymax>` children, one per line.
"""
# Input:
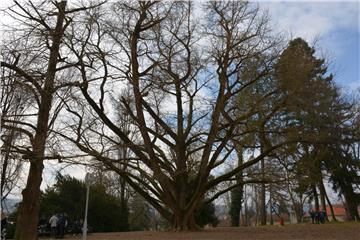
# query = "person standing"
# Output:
<box><xmin>314</xmin><ymin>211</ymin><xmax>319</xmax><ymax>224</ymax></box>
<box><xmin>319</xmin><ymin>210</ymin><xmax>326</xmax><ymax>224</ymax></box>
<box><xmin>58</xmin><ymin>213</ymin><xmax>68</xmax><ymax>238</ymax></box>
<box><xmin>309</xmin><ymin>210</ymin><xmax>315</xmax><ymax>224</ymax></box>
<box><xmin>49</xmin><ymin>214</ymin><xmax>59</xmax><ymax>239</ymax></box>
<box><xmin>38</xmin><ymin>215</ymin><xmax>47</xmax><ymax>235</ymax></box>
<box><xmin>322</xmin><ymin>209</ymin><xmax>327</xmax><ymax>223</ymax></box>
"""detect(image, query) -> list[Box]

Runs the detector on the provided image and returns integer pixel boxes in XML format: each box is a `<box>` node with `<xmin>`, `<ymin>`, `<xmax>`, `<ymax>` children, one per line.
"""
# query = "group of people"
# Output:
<box><xmin>309</xmin><ymin>209</ymin><xmax>327</xmax><ymax>224</ymax></box>
<box><xmin>47</xmin><ymin>213</ymin><xmax>68</xmax><ymax>239</ymax></box>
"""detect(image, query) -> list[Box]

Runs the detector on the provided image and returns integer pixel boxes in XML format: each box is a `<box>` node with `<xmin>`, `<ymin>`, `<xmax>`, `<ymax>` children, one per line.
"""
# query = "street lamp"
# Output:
<box><xmin>83</xmin><ymin>173</ymin><xmax>93</xmax><ymax>240</ymax></box>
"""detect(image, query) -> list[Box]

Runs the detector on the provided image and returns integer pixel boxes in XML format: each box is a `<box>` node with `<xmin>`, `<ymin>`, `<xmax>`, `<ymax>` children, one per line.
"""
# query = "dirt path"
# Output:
<box><xmin>53</xmin><ymin>223</ymin><xmax>360</xmax><ymax>240</ymax></box>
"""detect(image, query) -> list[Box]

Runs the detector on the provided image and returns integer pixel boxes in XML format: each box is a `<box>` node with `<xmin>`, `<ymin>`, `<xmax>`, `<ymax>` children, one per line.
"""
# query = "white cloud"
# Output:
<box><xmin>261</xmin><ymin>1</ymin><xmax>359</xmax><ymax>89</ymax></box>
<box><xmin>262</xmin><ymin>1</ymin><xmax>359</xmax><ymax>41</ymax></box>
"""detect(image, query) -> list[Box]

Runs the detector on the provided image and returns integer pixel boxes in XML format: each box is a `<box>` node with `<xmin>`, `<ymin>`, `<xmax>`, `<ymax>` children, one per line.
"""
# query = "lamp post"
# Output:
<box><xmin>83</xmin><ymin>173</ymin><xmax>93</xmax><ymax>240</ymax></box>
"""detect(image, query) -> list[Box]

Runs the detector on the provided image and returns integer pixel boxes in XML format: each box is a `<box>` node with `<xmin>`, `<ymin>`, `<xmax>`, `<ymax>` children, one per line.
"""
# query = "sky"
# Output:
<box><xmin>1</xmin><ymin>1</ymin><xmax>359</xmax><ymax>199</ymax></box>
<box><xmin>1</xmin><ymin>0</ymin><xmax>358</xmax><ymax>92</ymax></box>
<box><xmin>261</xmin><ymin>0</ymin><xmax>360</xmax><ymax>92</ymax></box>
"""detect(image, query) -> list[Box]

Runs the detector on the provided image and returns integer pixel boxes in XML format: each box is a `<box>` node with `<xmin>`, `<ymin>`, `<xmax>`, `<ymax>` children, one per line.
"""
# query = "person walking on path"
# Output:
<box><xmin>49</xmin><ymin>214</ymin><xmax>59</xmax><ymax>239</ymax></box>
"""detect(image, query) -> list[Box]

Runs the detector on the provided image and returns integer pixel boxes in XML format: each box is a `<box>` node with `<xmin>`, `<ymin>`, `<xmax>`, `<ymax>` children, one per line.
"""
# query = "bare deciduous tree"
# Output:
<box><xmin>0</xmin><ymin>59</ymin><xmax>29</xmax><ymax>207</ymax></box>
<box><xmin>1</xmin><ymin>1</ymin><xmax>104</xmax><ymax>238</ymax></box>
<box><xmin>58</xmin><ymin>1</ymin><xmax>288</xmax><ymax>230</ymax></box>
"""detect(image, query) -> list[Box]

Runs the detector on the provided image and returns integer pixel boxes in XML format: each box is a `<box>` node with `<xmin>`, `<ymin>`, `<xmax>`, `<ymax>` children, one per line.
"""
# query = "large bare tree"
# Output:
<box><xmin>58</xmin><ymin>1</ymin><xmax>289</xmax><ymax>230</ymax></box>
<box><xmin>0</xmin><ymin>1</ymin><xmax>104</xmax><ymax>238</ymax></box>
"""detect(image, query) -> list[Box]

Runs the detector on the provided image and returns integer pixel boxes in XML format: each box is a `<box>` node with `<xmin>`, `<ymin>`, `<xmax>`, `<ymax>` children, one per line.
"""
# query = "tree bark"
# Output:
<box><xmin>119</xmin><ymin>145</ymin><xmax>129</xmax><ymax>230</ymax></box>
<box><xmin>172</xmin><ymin>211</ymin><xmax>198</xmax><ymax>231</ymax></box>
<box><xmin>14</xmin><ymin>2</ymin><xmax>66</xmax><ymax>239</ymax></box>
<box><xmin>119</xmin><ymin>174</ymin><xmax>129</xmax><ymax>230</ymax></box>
<box><xmin>260</xmin><ymin>158</ymin><xmax>266</xmax><ymax>225</ymax></box>
<box><xmin>259</xmin><ymin>129</ymin><xmax>269</xmax><ymax>226</ymax></box>
<box><xmin>343</xmin><ymin>191</ymin><xmax>360</xmax><ymax>221</ymax></box>
<box><xmin>230</xmin><ymin>146</ymin><xmax>244</xmax><ymax>227</ymax></box>
<box><xmin>269</xmin><ymin>184</ymin><xmax>273</xmax><ymax>225</ymax></box>
<box><xmin>14</xmin><ymin>161</ymin><xmax>44</xmax><ymax>240</ymax></box>
<box><xmin>318</xmin><ymin>180</ymin><xmax>329</xmax><ymax>221</ymax></box>
<box><xmin>0</xmin><ymin>131</ymin><xmax>13</xmax><ymax>200</ymax></box>
<box><xmin>312</xmin><ymin>185</ymin><xmax>320</xmax><ymax>212</ymax></box>
<box><xmin>325</xmin><ymin>190</ymin><xmax>337</xmax><ymax>221</ymax></box>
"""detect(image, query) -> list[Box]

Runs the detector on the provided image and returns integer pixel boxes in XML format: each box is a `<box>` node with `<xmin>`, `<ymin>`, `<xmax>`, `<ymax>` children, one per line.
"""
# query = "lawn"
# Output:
<box><xmin>61</xmin><ymin>223</ymin><xmax>360</xmax><ymax>240</ymax></box>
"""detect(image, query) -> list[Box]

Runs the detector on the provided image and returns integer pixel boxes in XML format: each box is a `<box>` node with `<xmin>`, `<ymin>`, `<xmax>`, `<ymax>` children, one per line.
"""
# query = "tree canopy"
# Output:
<box><xmin>39</xmin><ymin>174</ymin><xmax>129</xmax><ymax>232</ymax></box>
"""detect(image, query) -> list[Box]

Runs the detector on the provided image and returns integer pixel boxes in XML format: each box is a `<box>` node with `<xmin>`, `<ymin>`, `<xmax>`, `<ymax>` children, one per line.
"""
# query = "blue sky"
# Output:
<box><xmin>261</xmin><ymin>1</ymin><xmax>360</xmax><ymax>91</ymax></box>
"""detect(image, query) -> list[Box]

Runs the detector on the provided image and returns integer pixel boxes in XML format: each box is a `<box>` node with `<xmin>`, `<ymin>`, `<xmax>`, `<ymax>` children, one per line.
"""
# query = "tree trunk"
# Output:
<box><xmin>119</xmin><ymin>176</ymin><xmax>129</xmax><ymax>230</ymax></box>
<box><xmin>172</xmin><ymin>211</ymin><xmax>198</xmax><ymax>231</ymax></box>
<box><xmin>295</xmin><ymin>205</ymin><xmax>303</xmax><ymax>223</ymax></box>
<box><xmin>343</xmin><ymin>191</ymin><xmax>360</xmax><ymax>221</ymax></box>
<box><xmin>168</xmin><ymin>186</ymin><xmax>204</xmax><ymax>231</ymax></box>
<box><xmin>230</xmin><ymin>146</ymin><xmax>243</xmax><ymax>227</ymax></box>
<box><xmin>325</xmin><ymin>191</ymin><xmax>337</xmax><ymax>221</ymax></box>
<box><xmin>14</xmin><ymin>2</ymin><xmax>66</xmax><ymax>239</ymax></box>
<box><xmin>230</xmin><ymin>187</ymin><xmax>243</xmax><ymax>227</ymax></box>
<box><xmin>14</xmin><ymin>161</ymin><xmax>44</xmax><ymax>240</ymax></box>
<box><xmin>254</xmin><ymin>186</ymin><xmax>259</xmax><ymax>226</ymax></box>
<box><xmin>269</xmin><ymin>184</ymin><xmax>273</xmax><ymax>225</ymax></box>
<box><xmin>260</xmin><ymin>158</ymin><xmax>266</xmax><ymax>225</ymax></box>
<box><xmin>318</xmin><ymin>180</ymin><xmax>329</xmax><ymax>221</ymax></box>
<box><xmin>1</xmin><ymin>129</ymin><xmax>17</xmax><ymax>202</ymax></box>
<box><xmin>119</xmin><ymin>147</ymin><xmax>129</xmax><ymax>230</ymax></box>
<box><xmin>312</xmin><ymin>185</ymin><xmax>319</xmax><ymax>211</ymax></box>
<box><xmin>0</xmin><ymin>132</ymin><xmax>11</xmax><ymax>200</ymax></box>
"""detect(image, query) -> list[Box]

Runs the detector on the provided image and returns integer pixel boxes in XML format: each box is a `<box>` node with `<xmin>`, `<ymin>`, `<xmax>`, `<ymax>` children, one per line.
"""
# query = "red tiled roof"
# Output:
<box><xmin>326</xmin><ymin>206</ymin><xmax>346</xmax><ymax>216</ymax></box>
